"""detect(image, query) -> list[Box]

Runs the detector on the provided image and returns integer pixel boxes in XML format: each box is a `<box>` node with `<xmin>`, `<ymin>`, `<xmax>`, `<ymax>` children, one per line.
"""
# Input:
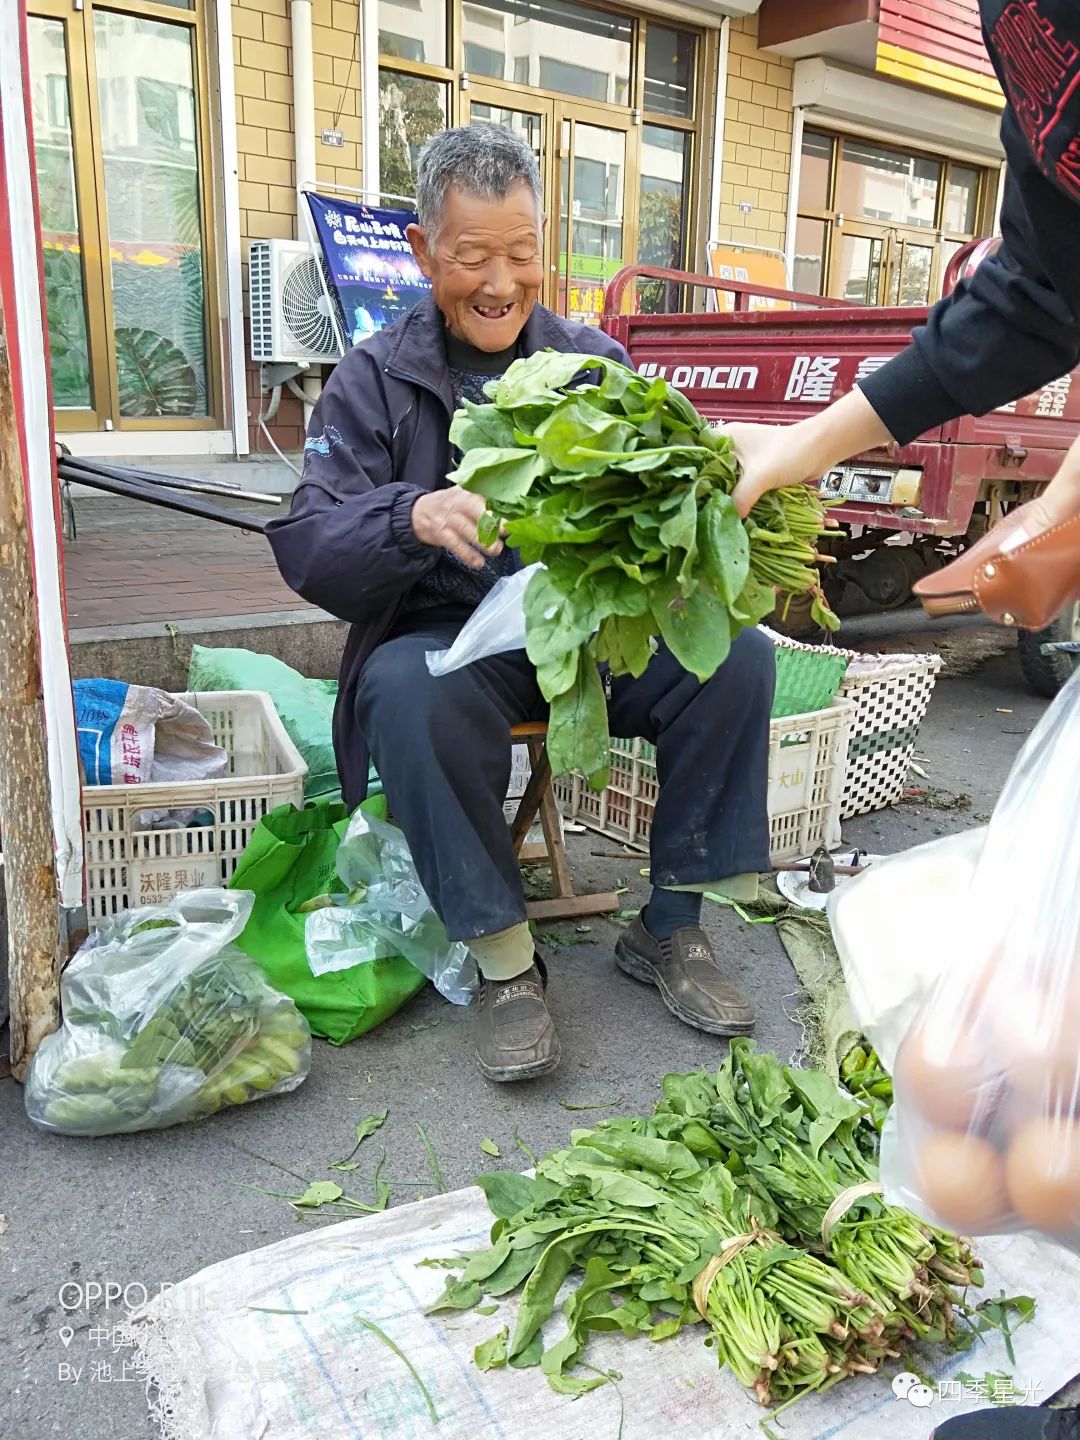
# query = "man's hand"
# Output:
<box><xmin>411</xmin><ymin>488</ymin><xmax>503</xmax><ymax>570</ymax></box>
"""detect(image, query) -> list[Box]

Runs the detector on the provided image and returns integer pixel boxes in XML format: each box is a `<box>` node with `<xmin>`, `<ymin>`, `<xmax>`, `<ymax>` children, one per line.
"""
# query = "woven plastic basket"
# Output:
<box><xmin>82</xmin><ymin>690</ymin><xmax>307</xmax><ymax>927</ymax></box>
<box><xmin>553</xmin><ymin>699</ymin><xmax>854</xmax><ymax>861</ymax></box>
<box><xmin>835</xmin><ymin>655</ymin><xmax>942</xmax><ymax>818</ymax></box>
<box><xmin>765</xmin><ymin>631</ymin><xmax>941</xmax><ymax>819</ymax></box>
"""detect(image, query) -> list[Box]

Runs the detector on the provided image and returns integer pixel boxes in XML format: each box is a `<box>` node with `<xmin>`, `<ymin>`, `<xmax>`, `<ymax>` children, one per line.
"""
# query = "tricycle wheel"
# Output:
<box><xmin>1017</xmin><ymin>602</ymin><xmax>1080</xmax><ymax>698</ymax></box>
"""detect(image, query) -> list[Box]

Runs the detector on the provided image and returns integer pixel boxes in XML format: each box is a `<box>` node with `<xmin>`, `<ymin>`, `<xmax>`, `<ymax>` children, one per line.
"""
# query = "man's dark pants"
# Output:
<box><xmin>355</xmin><ymin>609</ymin><xmax>776</xmax><ymax>943</ymax></box>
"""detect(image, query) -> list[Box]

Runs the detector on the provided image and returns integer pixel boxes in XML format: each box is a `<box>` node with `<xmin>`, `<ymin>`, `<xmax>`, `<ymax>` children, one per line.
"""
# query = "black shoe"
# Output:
<box><xmin>473</xmin><ymin>957</ymin><xmax>560</xmax><ymax>1082</ymax></box>
<box><xmin>615</xmin><ymin>916</ymin><xmax>756</xmax><ymax>1036</ymax></box>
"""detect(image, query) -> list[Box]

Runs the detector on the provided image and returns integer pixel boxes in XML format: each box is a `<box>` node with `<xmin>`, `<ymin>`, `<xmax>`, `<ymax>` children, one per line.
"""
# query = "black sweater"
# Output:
<box><xmin>859</xmin><ymin>0</ymin><xmax>1080</xmax><ymax>445</ymax></box>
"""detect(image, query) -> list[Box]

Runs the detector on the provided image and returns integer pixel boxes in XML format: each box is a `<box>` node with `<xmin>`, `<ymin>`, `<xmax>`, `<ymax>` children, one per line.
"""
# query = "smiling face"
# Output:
<box><xmin>407</xmin><ymin>182</ymin><xmax>546</xmax><ymax>352</ymax></box>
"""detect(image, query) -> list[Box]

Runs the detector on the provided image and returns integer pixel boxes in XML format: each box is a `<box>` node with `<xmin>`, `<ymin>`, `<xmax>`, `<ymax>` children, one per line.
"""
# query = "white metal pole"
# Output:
<box><xmin>708</xmin><ymin>17</ymin><xmax>730</xmax><ymax>253</ymax></box>
<box><xmin>291</xmin><ymin>0</ymin><xmax>317</xmax><ymax>205</ymax></box>
<box><xmin>360</xmin><ymin>0</ymin><xmax>381</xmax><ymax>198</ymax></box>
<box><xmin>784</xmin><ymin>105</ymin><xmax>805</xmax><ymax>288</ymax></box>
<box><xmin>215</xmin><ymin>0</ymin><xmax>249</xmax><ymax>456</ymax></box>
<box><xmin>0</xmin><ymin>1</ymin><xmax>83</xmax><ymax>913</ymax></box>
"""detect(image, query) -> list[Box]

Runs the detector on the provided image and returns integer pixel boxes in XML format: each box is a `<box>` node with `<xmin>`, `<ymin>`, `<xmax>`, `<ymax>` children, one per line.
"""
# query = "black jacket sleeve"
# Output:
<box><xmin>265</xmin><ymin>351</ymin><xmax>437</xmax><ymax>625</ymax></box>
<box><xmin>859</xmin><ymin>167</ymin><xmax>1080</xmax><ymax>446</ymax></box>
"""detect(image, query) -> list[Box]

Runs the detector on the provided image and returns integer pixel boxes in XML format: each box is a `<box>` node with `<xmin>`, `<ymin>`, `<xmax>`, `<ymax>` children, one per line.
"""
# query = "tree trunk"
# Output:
<box><xmin>0</xmin><ymin>285</ymin><xmax>63</xmax><ymax>1080</ymax></box>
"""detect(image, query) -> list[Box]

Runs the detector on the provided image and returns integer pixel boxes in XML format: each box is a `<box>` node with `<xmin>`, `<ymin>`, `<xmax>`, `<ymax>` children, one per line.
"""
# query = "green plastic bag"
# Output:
<box><xmin>227</xmin><ymin>798</ymin><xmax>426</xmax><ymax>1044</ymax></box>
<box><xmin>188</xmin><ymin>646</ymin><xmax>341</xmax><ymax>800</ymax></box>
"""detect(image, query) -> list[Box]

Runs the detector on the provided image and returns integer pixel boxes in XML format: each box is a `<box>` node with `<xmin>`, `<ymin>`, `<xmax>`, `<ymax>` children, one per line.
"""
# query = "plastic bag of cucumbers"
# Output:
<box><xmin>26</xmin><ymin>889</ymin><xmax>311</xmax><ymax>1135</ymax></box>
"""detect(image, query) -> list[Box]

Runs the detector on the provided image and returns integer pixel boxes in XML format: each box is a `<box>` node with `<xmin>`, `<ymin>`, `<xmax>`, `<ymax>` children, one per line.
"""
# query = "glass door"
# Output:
<box><xmin>465</xmin><ymin>86</ymin><xmax>558</xmax><ymax>308</ymax></box>
<box><xmin>829</xmin><ymin>224</ymin><xmax>889</xmax><ymax>305</ymax></box>
<box><xmin>886</xmin><ymin>232</ymin><xmax>937</xmax><ymax>307</ymax></box>
<box><xmin>27</xmin><ymin>0</ymin><xmax>219</xmax><ymax>431</ymax></box>
<box><xmin>28</xmin><ymin>2</ymin><xmax>111</xmax><ymax>429</ymax></box>
<box><xmin>556</xmin><ymin>109</ymin><xmax>634</xmax><ymax>327</ymax></box>
<box><xmin>465</xmin><ymin>88</ymin><xmax>637</xmax><ymax>323</ymax></box>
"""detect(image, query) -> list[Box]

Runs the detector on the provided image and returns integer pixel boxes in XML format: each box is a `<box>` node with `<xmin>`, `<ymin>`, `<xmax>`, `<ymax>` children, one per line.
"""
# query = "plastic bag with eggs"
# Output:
<box><xmin>838</xmin><ymin>664</ymin><xmax>1080</xmax><ymax>1250</ymax></box>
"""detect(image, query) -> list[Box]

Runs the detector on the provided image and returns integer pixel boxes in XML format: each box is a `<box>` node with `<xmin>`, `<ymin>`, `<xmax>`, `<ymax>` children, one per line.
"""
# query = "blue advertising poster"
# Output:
<box><xmin>306</xmin><ymin>193</ymin><xmax>431</xmax><ymax>346</ymax></box>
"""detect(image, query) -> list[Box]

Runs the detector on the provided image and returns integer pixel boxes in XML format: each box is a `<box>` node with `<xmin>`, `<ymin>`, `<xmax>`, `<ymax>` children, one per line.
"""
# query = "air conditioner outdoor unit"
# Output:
<box><xmin>248</xmin><ymin>238</ymin><xmax>343</xmax><ymax>365</ymax></box>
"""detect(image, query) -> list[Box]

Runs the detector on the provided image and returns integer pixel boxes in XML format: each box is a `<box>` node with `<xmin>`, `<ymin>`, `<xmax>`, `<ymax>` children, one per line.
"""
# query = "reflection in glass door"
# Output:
<box><xmin>832</xmin><ymin>228</ymin><xmax>886</xmax><ymax>305</ymax></box>
<box><xmin>28</xmin><ymin>10</ymin><xmax>105</xmax><ymax>424</ymax></box>
<box><xmin>93</xmin><ymin>9</ymin><xmax>212</xmax><ymax>417</ymax></box>
<box><xmin>467</xmin><ymin>88</ymin><xmax>556</xmax><ymax>305</ymax></box>
<box><xmin>888</xmin><ymin>237</ymin><xmax>935</xmax><ymax>307</ymax></box>
<box><xmin>559</xmin><ymin>115</ymin><xmax>630</xmax><ymax>327</ymax></box>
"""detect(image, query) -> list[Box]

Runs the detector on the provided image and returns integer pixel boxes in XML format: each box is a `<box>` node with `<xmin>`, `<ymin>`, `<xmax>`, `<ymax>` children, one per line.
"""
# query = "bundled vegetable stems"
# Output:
<box><xmin>429</xmin><ymin>1043</ymin><xmax>983</xmax><ymax>1410</ymax></box>
<box><xmin>450</xmin><ymin>350</ymin><xmax>837</xmax><ymax>786</ymax></box>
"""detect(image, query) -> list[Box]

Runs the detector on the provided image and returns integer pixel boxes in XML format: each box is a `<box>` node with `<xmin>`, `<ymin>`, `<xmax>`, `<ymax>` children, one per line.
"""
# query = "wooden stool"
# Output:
<box><xmin>509</xmin><ymin>722</ymin><xmax>620</xmax><ymax>923</ymax></box>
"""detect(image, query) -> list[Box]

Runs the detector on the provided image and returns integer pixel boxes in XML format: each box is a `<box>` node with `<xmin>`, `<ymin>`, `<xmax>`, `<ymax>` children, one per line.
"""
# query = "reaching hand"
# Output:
<box><xmin>411</xmin><ymin>488</ymin><xmax>503</xmax><ymax>570</ymax></box>
<box><xmin>726</xmin><ymin>387</ymin><xmax>896</xmax><ymax>517</ymax></box>
<box><xmin>726</xmin><ymin>422</ymin><xmax>820</xmax><ymax>517</ymax></box>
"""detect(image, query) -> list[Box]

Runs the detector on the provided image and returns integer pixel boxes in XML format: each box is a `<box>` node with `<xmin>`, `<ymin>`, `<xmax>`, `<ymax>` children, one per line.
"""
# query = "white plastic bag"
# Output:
<box><xmin>425</xmin><ymin>563</ymin><xmax>542</xmax><ymax>676</ymax></box>
<box><xmin>25</xmin><ymin>889</ymin><xmax>311</xmax><ymax>1136</ymax></box>
<box><xmin>73</xmin><ymin>679</ymin><xmax>227</xmax><ymax>786</ymax></box>
<box><xmin>874</xmin><ymin>666</ymin><xmax>1080</xmax><ymax>1249</ymax></box>
<box><xmin>829</xmin><ymin>827</ymin><xmax>986</xmax><ymax>1072</ymax></box>
<box><xmin>306</xmin><ymin>809</ymin><xmax>477</xmax><ymax>1005</ymax></box>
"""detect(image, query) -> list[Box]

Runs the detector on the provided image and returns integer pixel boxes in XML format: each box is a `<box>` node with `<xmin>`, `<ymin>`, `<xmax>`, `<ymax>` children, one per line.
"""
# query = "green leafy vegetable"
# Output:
<box><xmin>331</xmin><ymin>1109</ymin><xmax>388</xmax><ymax>1169</ymax></box>
<box><xmin>451</xmin><ymin>350</ymin><xmax>838</xmax><ymax>781</ymax></box>
<box><xmin>355</xmin><ymin>1314</ymin><xmax>438</xmax><ymax>1424</ymax></box>
<box><xmin>427</xmin><ymin>1041</ymin><xmax>991</xmax><ymax>1410</ymax></box>
<box><xmin>474</xmin><ymin>1328</ymin><xmax>509</xmax><ymax>1370</ymax></box>
<box><xmin>417</xmin><ymin>1124</ymin><xmax>447</xmax><ymax>1194</ymax></box>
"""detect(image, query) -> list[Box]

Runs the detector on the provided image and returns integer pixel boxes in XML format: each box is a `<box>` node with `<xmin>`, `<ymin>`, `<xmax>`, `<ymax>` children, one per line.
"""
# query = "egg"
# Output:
<box><xmin>1006</xmin><ymin>1118</ymin><xmax>1080</xmax><ymax>1235</ymax></box>
<box><xmin>915</xmin><ymin>1132</ymin><xmax>1008</xmax><ymax>1235</ymax></box>
<box><xmin>895</xmin><ymin>1019</ymin><xmax>1003</xmax><ymax>1133</ymax></box>
<box><xmin>989</xmin><ymin>984</ymin><xmax>1080</xmax><ymax>1115</ymax></box>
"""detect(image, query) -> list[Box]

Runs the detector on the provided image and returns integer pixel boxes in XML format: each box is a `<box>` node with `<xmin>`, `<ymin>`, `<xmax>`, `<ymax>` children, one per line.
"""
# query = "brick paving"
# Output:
<box><xmin>63</xmin><ymin>496</ymin><xmax>309</xmax><ymax>630</ymax></box>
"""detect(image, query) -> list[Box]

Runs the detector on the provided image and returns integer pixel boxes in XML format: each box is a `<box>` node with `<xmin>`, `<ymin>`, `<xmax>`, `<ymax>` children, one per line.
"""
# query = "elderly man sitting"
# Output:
<box><xmin>268</xmin><ymin>124</ymin><xmax>775</xmax><ymax>1082</ymax></box>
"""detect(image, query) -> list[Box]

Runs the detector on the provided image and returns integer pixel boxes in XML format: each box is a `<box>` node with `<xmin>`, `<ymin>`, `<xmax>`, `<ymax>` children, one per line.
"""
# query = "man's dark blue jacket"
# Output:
<box><xmin>266</xmin><ymin>294</ymin><xmax>630</xmax><ymax>805</ymax></box>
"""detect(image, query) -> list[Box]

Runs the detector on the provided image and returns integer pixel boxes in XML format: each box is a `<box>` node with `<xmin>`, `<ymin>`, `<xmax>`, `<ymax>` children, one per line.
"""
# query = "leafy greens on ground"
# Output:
<box><xmin>427</xmin><ymin>1042</ymin><xmax>994</xmax><ymax>1412</ymax></box>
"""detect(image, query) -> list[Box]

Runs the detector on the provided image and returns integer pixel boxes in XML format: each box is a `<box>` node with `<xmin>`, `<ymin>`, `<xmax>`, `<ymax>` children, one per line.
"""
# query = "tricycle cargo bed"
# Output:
<box><xmin>602</xmin><ymin>267</ymin><xmax>1080</xmax><ymax>539</ymax></box>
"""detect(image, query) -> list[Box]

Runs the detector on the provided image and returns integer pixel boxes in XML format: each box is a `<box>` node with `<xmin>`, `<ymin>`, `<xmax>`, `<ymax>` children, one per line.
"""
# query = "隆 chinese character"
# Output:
<box><xmin>785</xmin><ymin>356</ymin><xmax>839</xmax><ymax>403</ymax></box>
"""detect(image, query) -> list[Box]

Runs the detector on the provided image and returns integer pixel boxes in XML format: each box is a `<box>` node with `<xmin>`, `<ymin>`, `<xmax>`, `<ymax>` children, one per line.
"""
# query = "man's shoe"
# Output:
<box><xmin>615</xmin><ymin>915</ymin><xmax>755</xmax><ymax>1036</ymax></box>
<box><xmin>474</xmin><ymin>958</ymin><xmax>560</xmax><ymax>1082</ymax></box>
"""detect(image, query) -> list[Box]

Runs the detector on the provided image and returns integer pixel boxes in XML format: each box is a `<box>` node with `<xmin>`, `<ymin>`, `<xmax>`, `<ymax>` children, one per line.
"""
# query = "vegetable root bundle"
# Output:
<box><xmin>450</xmin><ymin>350</ymin><xmax>837</xmax><ymax>786</ymax></box>
<box><xmin>429</xmin><ymin>1042</ymin><xmax>984</xmax><ymax>1409</ymax></box>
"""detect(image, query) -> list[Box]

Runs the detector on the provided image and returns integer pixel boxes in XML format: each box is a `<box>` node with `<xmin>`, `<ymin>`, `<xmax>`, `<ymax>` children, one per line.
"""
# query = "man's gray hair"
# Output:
<box><xmin>415</xmin><ymin>124</ymin><xmax>542</xmax><ymax>234</ymax></box>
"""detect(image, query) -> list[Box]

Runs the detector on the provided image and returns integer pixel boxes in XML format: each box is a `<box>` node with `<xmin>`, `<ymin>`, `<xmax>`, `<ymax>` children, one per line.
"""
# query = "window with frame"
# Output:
<box><xmin>794</xmin><ymin>128</ymin><xmax>991</xmax><ymax>306</ymax></box>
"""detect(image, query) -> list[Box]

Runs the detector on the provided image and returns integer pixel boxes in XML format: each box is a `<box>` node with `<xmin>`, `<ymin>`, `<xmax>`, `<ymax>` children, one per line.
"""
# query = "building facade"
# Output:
<box><xmin>24</xmin><ymin>0</ymin><xmax>1005</xmax><ymax>460</ymax></box>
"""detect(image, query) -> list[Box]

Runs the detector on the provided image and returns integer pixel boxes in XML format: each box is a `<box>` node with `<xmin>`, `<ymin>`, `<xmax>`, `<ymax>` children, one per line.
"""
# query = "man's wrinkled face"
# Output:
<box><xmin>407</xmin><ymin>183</ymin><xmax>546</xmax><ymax>352</ymax></box>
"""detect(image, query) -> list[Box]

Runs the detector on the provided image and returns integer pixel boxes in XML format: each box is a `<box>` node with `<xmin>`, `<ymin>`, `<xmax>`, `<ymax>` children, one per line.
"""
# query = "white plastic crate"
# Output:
<box><xmin>82</xmin><ymin>691</ymin><xmax>307</xmax><ymax>927</ymax></box>
<box><xmin>552</xmin><ymin>699</ymin><xmax>854</xmax><ymax>863</ymax></box>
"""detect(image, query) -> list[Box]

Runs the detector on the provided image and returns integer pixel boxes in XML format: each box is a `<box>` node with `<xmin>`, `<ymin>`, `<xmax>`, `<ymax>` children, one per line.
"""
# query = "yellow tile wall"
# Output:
<box><xmin>231</xmin><ymin>0</ymin><xmax>364</xmax><ymax>447</ymax></box>
<box><xmin>231</xmin><ymin>0</ymin><xmax>363</xmax><ymax>259</ymax></box>
<box><xmin>717</xmin><ymin>14</ymin><xmax>795</xmax><ymax>254</ymax></box>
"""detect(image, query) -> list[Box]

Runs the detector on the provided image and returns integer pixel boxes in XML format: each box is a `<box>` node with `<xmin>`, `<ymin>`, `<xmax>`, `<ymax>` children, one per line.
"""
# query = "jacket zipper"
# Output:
<box><xmin>384</xmin><ymin>362</ymin><xmax>453</xmax><ymax>421</ymax></box>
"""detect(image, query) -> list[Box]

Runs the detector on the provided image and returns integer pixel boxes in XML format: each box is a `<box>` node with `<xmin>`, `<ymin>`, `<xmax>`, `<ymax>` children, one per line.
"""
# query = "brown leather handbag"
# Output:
<box><xmin>913</xmin><ymin>503</ymin><xmax>1080</xmax><ymax>630</ymax></box>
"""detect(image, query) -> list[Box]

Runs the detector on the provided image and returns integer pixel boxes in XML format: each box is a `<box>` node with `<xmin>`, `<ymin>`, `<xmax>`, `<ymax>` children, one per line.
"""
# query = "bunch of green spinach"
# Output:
<box><xmin>451</xmin><ymin>350</ymin><xmax>837</xmax><ymax>785</ymax></box>
<box><xmin>426</xmin><ymin>1046</ymin><xmax>1003</xmax><ymax>1412</ymax></box>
